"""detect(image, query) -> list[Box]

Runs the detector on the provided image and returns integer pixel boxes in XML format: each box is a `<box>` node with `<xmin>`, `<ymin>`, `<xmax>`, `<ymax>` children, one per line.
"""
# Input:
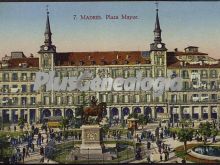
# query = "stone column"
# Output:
<box><xmin>191</xmin><ymin>106</ymin><xmax>194</xmax><ymax>119</ymax></box>
<box><xmin>107</xmin><ymin>107</ymin><xmax>111</xmax><ymax>118</ymax></box>
<box><xmin>7</xmin><ymin>110</ymin><xmax>11</xmax><ymax>123</ymax></box>
<box><xmin>198</xmin><ymin>107</ymin><xmax>202</xmax><ymax>120</ymax></box>
<box><xmin>118</xmin><ymin>107</ymin><xmax>121</xmax><ymax>122</ymax></box>
<box><xmin>61</xmin><ymin>109</ymin><xmax>64</xmax><ymax>117</ymax></box>
<box><xmin>152</xmin><ymin>107</ymin><xmax>156</xmax><ymax>119</ymax></box>
<box><xmin>18</xmin><ymin>109</ymin><xmax>21</xmax><ymax>120</ymax></box>
<box><xmin>208</xmin><ymin>105</ymin><xmax>211</xmax><ymax>120</ymax></box>
<box><xmin>179</xmin><ymin>106</ymin><xmax>182</xmax><ymax>121</ymax></box>
<box><xmin>27</xmin><ymin>109</ymin><xmax>30</xmax><ymax>124</ymax></box>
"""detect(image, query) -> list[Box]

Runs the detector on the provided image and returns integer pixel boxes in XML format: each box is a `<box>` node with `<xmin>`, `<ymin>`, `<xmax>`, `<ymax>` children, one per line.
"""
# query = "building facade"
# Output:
<box><xmin>0</xmin><ymin>9</ymin><xmax>220</xmax><ymax>124</ymax></box>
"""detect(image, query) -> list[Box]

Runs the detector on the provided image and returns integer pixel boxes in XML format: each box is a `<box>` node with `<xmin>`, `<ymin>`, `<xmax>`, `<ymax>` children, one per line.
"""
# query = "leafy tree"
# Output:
<box><xmin>60</xmin><ymin>117</ymin><xmax>69</xmax><ymax>131</ymax></box>
<box><xmin>198</xmin><ymin>122</ymin><xmax>212</xmax><ymax>144</ymax></box>
<box><xmin>137</xmin><ymin>114</ymin><xmax>149</xmax><ymax>125</ymax></box>
<box><xmin>128</xmin><ymin>112</ymin><xmax>138</xmax><ymax>119</ymax></box>
<box><xmin>177</xmin><ymin>128</ymin><xmax>194</xmax><ymax>151</ymax></box>
<box><xmin>211</xmin><ymin>128</ymin><xmax>218</xmax><ymax>142</ymax></box>
<box><xmin>18</xmin><ymin>117</ymin><xmax>25</xmax><ymax>131</ymax></box>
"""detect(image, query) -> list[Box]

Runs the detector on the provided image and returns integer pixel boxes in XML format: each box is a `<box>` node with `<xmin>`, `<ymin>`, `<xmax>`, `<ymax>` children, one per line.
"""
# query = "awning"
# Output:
<box><xmin>202</xmin><ymin>108</ymin><xmax>208</xmax><ymax>113</ymax></box>
<box><xmin>193</xmin><ymin>108</ymin><xmax>199</xmax><ymax>114</ymax></box>
<box><xmin>2</xmin><ymin>100</ymin><xmax>8</xmax><ymax>103</ymax></box>
<box><xmin>11</xmin><ymin>88</ymin><xmax>19</xmax><ymax>93</ymax></box>
<box><xmin>183</xmin><ymin>108</ymin><xmax>190</xmax><ymax>114</ymax></box>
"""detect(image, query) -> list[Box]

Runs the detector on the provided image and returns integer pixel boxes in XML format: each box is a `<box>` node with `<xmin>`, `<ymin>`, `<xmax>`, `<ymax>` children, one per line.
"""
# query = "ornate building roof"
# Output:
<box><xmin>55</xmin><ymin>51</ymin><xmax>151</xmax><ymax>66</ymax></box>
<box><xmin>6</xmin><ymin>57</ymin><xmax>39</xmax><ymax>69</ymax></box>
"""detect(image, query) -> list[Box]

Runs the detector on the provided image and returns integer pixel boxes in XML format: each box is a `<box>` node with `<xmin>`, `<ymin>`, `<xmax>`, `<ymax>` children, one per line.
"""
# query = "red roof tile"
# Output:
<box><xmin>55</xmin><ymin>51</ymin><xmax>151</xmax><ymax>66</ymax></box>
<box><xmin>8</xmin><ymin>57</ymin><xmax>39</xmax><ymax>68</ymax></box>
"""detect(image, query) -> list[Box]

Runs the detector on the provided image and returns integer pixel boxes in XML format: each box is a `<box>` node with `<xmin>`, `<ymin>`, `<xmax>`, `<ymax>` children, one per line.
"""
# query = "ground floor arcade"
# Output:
<box><xmin>0</xmin><ymin>104</ymin><xmax>219</xmax><ymax>124</ymax></box>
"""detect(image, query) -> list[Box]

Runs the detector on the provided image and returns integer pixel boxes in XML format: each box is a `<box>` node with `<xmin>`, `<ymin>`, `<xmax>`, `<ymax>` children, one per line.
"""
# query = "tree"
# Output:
<box><xmin>18</xmin><ymin>117</ymin><xmax>25</xmax><ymax>131</ymax></box>
<box><xmin>60</xmin><ymin>117</ymin><xmax>69</xmax><ymax>131</ymax></box>
<box><xmin>211</xmin><ymin>128</ymin><xmax>218</xmax><ymax>143</ymax></box>
<box><xmin>128</xmin><ymin>112</ymin><xmax>138</xmax><ymax>119</ymax></box>
<box><xmin>137</xmin><ymin>114</ymin><xmax>149</xmax><ymax>125</ymax></box>
<box><xmin>198</xmin><ymin>122</ymin><xmax>212</xmax><ymax>144</ymax></box>
<box><xmin>177</xmin><ymin>128</ymin><xmax>194</xmax><ymax>151</ymax></box>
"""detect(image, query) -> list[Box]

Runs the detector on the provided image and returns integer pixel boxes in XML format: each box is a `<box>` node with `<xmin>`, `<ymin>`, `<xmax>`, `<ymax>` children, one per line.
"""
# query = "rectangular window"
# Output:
<box><xmin>21</xmin><ymin>85</ymin><xmax>27</xmax><ymax>92</ymax></box>
<box><xmin>21</xmin><ymin>73</ymin><xmax>27</xmax><ymax>80</ymax></box>
<box><xmin>12</xmin><ymin>73</ymin><xmax>18</xmax><ymax>81</ymax></box>
<box><xmin>30</xmin><ymin>97</ymin><xmax>36</xmax><ymax>105</ymax></box>
<box><xmin>124</xmin><ymin>95</ymin><xmax>128</xmax><ymax>103</ymax></box>
<box><xmin>113</xmin><ymin>95</ymin><xmax>118</xmax><ymax>103</ymax></box>
<box><xmin>181</xmin><ymin>70</ymin><xmax>189</xmax><ymax>79</ymax></box>
<box><xmin>210</xmin><ymin>70</ymin><xmax>217</xmax><ymax>78</ymax></box>
<box><xmin>211</xmin><ymin>94</ymin><xmax>217</xmax><ymax>100</ymax></box>
<box><xmin>21</xmin><ymin>97</ymin><xmax>27</xmax><ymax>105</ymax></box>
<box><xmin>201</xmin><ymin>70</ymin><xmax>207</xmax><ymax>78</ymax></box>
<box><xmin>183</xmin><ymin>94</ymin><xmax>187</xmax><ymax>102</ymax></box>
<box><xmin>135</xmin><ymin>95</ymin><xmax>140</xmax><ymax>103</ymax></box>
<box><xmin>3</xmin><ymin>85</ymin><xmax>9</xmax><ymax>93</ymax></box>
<box><xmin>171</xmin><ymin>94</ymin><xmax>177</xmax><ymax>103</ymax></box>
<box><xmin>3</xmin><ymin>73</ymin><xmax>9</xmax><ymax>81</ymax></box>
<box><xmin>12</xmin><ymin>97</ymin><xmax>18</xmax><ymax>104</ymax></box>
<box><xmin>30</xmin><ymin>84</ymin><xmax>34</xmax><ymax>92</ymax></box>
<box><xmin>30</xmin><ymin>73</ymin><xmax>36</xmax><ymax>80</ymax></box>
<box><xmin>146</xmin><ymin>94</ymin><xmax>151</xmax><ymax>102</ymax></box>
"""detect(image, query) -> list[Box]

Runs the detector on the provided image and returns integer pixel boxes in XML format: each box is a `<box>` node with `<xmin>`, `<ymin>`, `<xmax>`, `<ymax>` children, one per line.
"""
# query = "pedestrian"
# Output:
<box><xmin>40</xmin><ymin>156</ymin><xmax>44</xmax><ymax>163</ymax></box>
<box><xmin>150</xmin><ymin>153</ymin><xmax>154</xmax><ymax>163</ymax></box>
<box><xmin>22</xmin><ymin>147</ymin><xmax>25</xmax><ymax>162</ymax></box>
<box><xmin>32</xmin><ymin>143</ymin><xmax>35</xmax><ymax>152</ymax></box>
<box><xmin>160</xmin><ymin>153</ymin><xmax>162</xmax><ymax>161</ymax></box>
<box><xmin>147</xmin><ymin>141</ymin><xmax>151</xmax><ymax>150</ymax></box>
<box><xmin>42</xmin><ymin>136</ymin><xmax>44</xmax><ymax>143</ymax></box>
<box><xmin>147</xmin><ymin>154</ymin><xmax>150</xmax><ymax>163</ymax></box>
<box><xmin>26</xmin><ymin>145</ymin><xmax>30</xmax><ymax>157</ymax></box>
<box><xmin>162</xmin><ymin>152</ymin><xmax>166</xmax><ymax>161</ymax></box>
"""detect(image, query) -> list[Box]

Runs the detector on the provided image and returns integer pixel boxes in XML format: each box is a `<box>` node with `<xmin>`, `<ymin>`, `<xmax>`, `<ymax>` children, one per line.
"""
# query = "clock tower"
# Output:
<box><xmin>150</xmin><ymin>4</ymin><xmax>167</xmax><ymax>103</ymax></box>
<box><xmin>38</xmin><ymin>8</ymin><xmax>56</xmax><ymax>70</ymax></box>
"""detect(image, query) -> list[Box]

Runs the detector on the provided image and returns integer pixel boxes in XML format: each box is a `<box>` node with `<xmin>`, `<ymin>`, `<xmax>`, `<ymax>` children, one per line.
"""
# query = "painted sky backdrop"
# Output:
<box><xmin>0</xmin><ymin>2</ymin><xmax>220</xmax><ymax>59</ymax></box>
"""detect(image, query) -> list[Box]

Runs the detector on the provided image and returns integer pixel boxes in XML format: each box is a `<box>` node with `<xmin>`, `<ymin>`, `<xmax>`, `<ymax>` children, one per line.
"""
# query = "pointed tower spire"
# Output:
<box><xmin>39</xmin><ymin>5</ymin><xmax>56</xmax><ymax>53</ymax></box>
<box><xmin>44</xmin><ymin>5</ymin><xmax>52</xmax><ymax>46</ymax></box>
<box><xmin>150</xmin><ymin>1</ymin><xmax>166</xmax><ymax>51</ymax></box>
<box><xmin>154</xmin><ymin>2</ymin><xmax>162</xmax><ymax>43</ymax></box>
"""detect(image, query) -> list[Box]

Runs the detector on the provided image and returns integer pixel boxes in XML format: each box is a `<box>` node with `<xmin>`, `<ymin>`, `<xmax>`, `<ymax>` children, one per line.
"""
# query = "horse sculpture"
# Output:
<box><xmin>83</xmin><ymin>102</ymin><xmax>107</xmax><ymax>124</ymax></box>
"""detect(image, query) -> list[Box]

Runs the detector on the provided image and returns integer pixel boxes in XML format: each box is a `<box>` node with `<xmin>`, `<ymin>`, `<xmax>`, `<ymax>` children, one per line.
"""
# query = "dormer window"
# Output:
<box><xmin>101</xmin><ymin>60</ymin><xmax>106</xmax><ymax>65</ymax></box>
<box><xmin>79</xmin><ymin>60</ymin><xmax>84</xmax><ymax>66</ymax></box>
<box><xmin>185</xmin><ymin>46</ymin><xmax>199</xmax><ymax>53</ymax></box>
<box><xmin>112</xmin><ymin>60</ymin><xmax>118</xmax><ymax>65</ymax></box>
<box><xmin>91</xmin><ymin>60</ymin><xmax>96</xmax><ymax>65</ymax></box>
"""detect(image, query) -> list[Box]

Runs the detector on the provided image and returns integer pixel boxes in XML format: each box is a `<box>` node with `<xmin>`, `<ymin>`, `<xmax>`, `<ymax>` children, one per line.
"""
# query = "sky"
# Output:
<box><xmin>0</xmin><ymin>1</ymin><xmax>220</xmax><ymax>59</ymax></box>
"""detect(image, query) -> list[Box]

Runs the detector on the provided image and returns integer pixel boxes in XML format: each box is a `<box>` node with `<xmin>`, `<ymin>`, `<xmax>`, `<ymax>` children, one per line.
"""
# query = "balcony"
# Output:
<box><xmin>0</xmin><ymin>102</ymin><xmax>37</xmax><ymax>108</ymax></box>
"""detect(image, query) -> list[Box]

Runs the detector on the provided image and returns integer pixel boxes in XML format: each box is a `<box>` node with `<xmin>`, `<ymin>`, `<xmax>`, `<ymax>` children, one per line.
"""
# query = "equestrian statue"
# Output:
<box><xmin>82</xmin><ymin>96</ymin><xmax>107</xmax><ymax>124</ymax></box>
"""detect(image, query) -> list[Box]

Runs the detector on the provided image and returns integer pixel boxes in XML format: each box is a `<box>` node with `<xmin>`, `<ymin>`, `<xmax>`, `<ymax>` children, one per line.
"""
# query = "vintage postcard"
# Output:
<box><xmin>0</xmin><ymin>1</ymin><xmax>220</xmax><ymax>164</ymax></box>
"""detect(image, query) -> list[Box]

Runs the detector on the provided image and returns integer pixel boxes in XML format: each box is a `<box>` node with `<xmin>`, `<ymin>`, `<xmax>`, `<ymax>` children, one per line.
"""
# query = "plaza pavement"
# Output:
<box><xmin>6</xmin><ymin>123</ymin><xmax>220</xmax><ymax>164</ymax></box>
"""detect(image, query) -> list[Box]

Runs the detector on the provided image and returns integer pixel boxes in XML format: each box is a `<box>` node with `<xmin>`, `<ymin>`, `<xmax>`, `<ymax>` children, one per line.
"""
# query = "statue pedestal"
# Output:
<box><xmin>80</xmin><ymin>125</ymin><xmax>102</xmax><ymax>155</ymax></box>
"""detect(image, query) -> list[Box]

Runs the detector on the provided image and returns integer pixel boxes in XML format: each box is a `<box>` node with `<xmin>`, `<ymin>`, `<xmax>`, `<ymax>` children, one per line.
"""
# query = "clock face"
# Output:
<box><xmin>157</xmin><ymin>44</ymin><xmax>162</xmax><ymax>48</ymax></box>
<box><xmin>44</xmin><ymin>46</ymin><xmax>48</xmax><ymax>51</ymax></box>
